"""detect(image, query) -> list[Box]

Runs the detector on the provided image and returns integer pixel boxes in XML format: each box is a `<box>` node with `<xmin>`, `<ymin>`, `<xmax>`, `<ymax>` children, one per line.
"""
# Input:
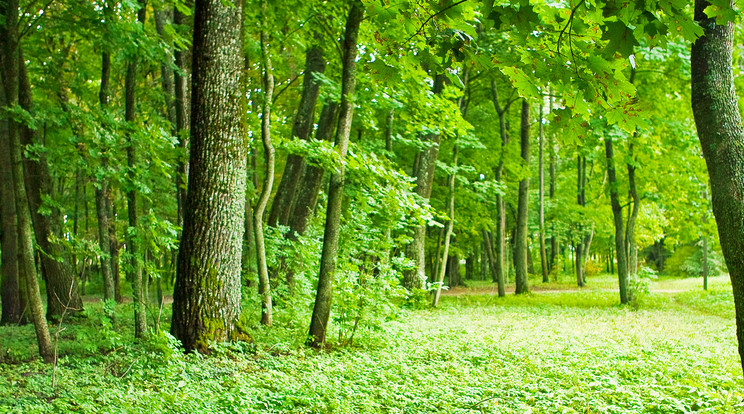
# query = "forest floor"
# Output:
<box><xmin>1</xmin><ymin>274</ymin><xmax>742</xmax><ymax>413</ymax></box>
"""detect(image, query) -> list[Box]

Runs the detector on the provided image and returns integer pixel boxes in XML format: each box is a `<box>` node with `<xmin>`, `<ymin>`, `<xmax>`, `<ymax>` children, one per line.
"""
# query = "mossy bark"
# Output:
<box><xmin>691</xmin><ymin>0</ymin><xmax>744</xmax><ymax>375</ymax></box>
<box><xmin>171</xmin><ymin>0</ymin><xmax>247</xmax><ymax>353</ymax></box>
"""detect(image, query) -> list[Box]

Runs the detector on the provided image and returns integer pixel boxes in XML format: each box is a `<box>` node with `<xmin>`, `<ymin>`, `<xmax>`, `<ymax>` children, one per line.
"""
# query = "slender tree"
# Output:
<box><xmin>514</xmin><ymin>99</ymin><xmax>530</xmax><ymax>295</ymax></box>
<box><xmin>308</xmin><ymin>1</ymin><xmax>363</xmax><ymax>348</ymax></box>
<box><xmin>538</xmin><ymin>101</ymin><xmax>549</xmax><ymax>282</ymax></box>
<box><xmin>604</xmin><ymin>136</ymin><xmax>629</xmax><ymax>304</ymax></box>
<box><xmin>254</xmin><ymin>0</ymin><xmax>275</xmax><ymax>326</ymax></box>
<box><xmin>124</xmin><ymin>0</ymin><xmax>148</xmax><ymax>338</ymax></box>
<box><xmin>433</xmin><ymin>146</ymin><xmax>457</xmax><ymax>307</ymax></box>
<box><xmin>171</xmin><ymin>0</ymin><xmax>248</xmax><ymax>352</ymax></box>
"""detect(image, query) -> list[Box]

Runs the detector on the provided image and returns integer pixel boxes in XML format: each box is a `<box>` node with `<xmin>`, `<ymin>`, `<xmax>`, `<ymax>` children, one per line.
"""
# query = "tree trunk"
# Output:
<box><xmin>576</xmin><ymin>155</ymin><xmax>586</xmax><ymax>287</ymax></box>
<box><xmin>538</xmin><ymin>102</ymin><xmax>548</xmax><ymax>282</ymax></box>
<box><xmin>404</xmin><ymin>74</ymin><xmax>445</xmax><ymax>290</ymax></box>
<box><xmin>0</xmin><ymin>65</ymin><xmax>23</xmax><ymax>325</ymax></box>
<box><xmin>96</xmin><ymin>50</ymin><xmax>115</xmax><ymax>302</ymax></box>
<box><xmin>307</xmin><ymin>2</ymin><xmax>363</xmax><ymax>348</ymax></box>
<box><xmin>254</xmin><ymin>4</ymin><xmax>275</xmax><ymax>326</ymax></box>
<box><xmin>626</xmin><ymin>142</ymin><xmax>640</xmax><ymax>277</ymax></box>
<box><xmin>173</xmin><ymin>5</ymin><xmax>191</xmax><ymax>231</ymax></box>
<box><xmin>691</xmin><ymin>0</ymin><xmax>744</xmax><ymax>376</ymax></box>
<box><xmin>604</xmin><ymin>137</ymin><xmax>628</xmax><ymax>304</ymax></box>
<box><xmin>491</xmin><ymin>81</ymin><xmax>513</xmax><ymax>295</ymax></box>
<box><xmin>385</xmin><ymin>109</ymin><xmax>394</xmax><ymax>152</ymax></box>
<box><xmin>268</xmin><ymin>44</ymin><xmax>326</xmax><ymax>227</ymax></box>
<box><xmin>2</xmin><ymin>0</ymin><xmax>53</xmax><ymax>358</ymax></box>
<box><xmin>125</xmin><ymin>0</ymin><xmax>147</xmax><ymax>338</ymax></box>
<box><xmin>171</xmin><ymin>0</ymin><xmax>247</xmax><ymax>353</ymax></box>
<box><xmin>433</xmin><ymin>146</ymin><xmax>457</xmax><ymax>307</ymax></box>
<box><xmin>18</xmin><ymin>49</ymin><xmax>82</xmax><ymax>320</ymax></box>
<box><xmin>515</xmin><ymin>100</ymin><xmax>530</xmax><ymax>295</ymax></box>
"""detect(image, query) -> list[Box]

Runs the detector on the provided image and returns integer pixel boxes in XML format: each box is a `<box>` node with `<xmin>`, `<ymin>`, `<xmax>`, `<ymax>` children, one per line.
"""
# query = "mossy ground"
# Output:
<box><xmin>1</xmin><ymin>274</ymin><xmax>741</xmax><ymax>413</ymax></box>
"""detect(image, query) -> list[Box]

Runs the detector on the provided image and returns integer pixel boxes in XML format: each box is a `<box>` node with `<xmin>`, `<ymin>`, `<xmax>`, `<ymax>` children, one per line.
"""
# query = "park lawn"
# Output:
<box><xmin>1</xmin><ymin>276</ymin><xmax>742</xmax><ymax>413</ymax></box>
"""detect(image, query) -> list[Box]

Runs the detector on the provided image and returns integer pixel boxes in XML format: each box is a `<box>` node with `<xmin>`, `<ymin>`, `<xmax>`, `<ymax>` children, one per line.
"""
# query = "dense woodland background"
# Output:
<box><xmin>3</xmin><ymin>0</ymin><xmax>744</xmax><ymax>412</ymax></box>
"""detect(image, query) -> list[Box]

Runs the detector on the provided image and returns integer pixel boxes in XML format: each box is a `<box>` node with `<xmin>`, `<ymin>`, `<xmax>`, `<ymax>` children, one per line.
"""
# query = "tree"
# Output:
<box><xmin>691</xmin><ymin>0</ymin><xmax>744</xmax><ymax>375</ymax></box>
<box><xmin>307</xmin><ymin>1</ymin><xmax>363</xmax><ymax>348</ymax></box>
<box><xmin>514</xmin><ymin>99</ymin><xmax>530</xmax><ymax>295</ymax></box>
<box><xmin>171</xmin><ymin>0</ymin><xmax>247</xmax><ymax>352</ymax></box>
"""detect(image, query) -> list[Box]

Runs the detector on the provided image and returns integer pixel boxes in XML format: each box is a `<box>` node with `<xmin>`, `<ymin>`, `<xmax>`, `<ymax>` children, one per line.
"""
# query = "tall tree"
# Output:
<box><xmin>514</xmin><ymin>99</ymin><xmax>530</xmax><ymax>295</ymax></box>
<box><xmin>96</xmin><ymin>49</ymin><xmax>115</xmax><ymax>302</ymax></box>
<box><xmin>604</xmin><ymin>135</ymin><xmax>629</xmax><ymax>304</ymax></box>
<box><xmin>691</xmin><ymin>0</ymin><xmax>744</xmax><ymax>375</ymax></box>
<box><xmin>0</xmin><ymin>63</ymin><xmax>23</xmax><ymax>325</ymax></box>
<box><xmin>2</xmin><ymin>0</ymin><xmax>53</xmax><ymax>360</ymax></box>
<box><xmin>538</xmin><ymin>100</ymin><xmax>549</xmax><ymax>282</ymax></box>
<box><xmin>433</xmin><ymin>146</ymin><xmax>457</xmax><ymax>307</ymax></box>
<box><xmin>125</xmin><ymin>0</ymin><xmax>147</xmax><ymax>338</ymax></box>
<box><xmin>254</xmin><ymin>0</ymin><xmax>275</xmax><ymax>326</ymax></box>
<box><xmin>171</xmin><ymin>0</ymin><xmax>247</xmax><ymax>352</ymax></box>
<box><xmin>307</xmin><ymin>1</ymin><xmax>363</xmax><ymax>348</ymax></box>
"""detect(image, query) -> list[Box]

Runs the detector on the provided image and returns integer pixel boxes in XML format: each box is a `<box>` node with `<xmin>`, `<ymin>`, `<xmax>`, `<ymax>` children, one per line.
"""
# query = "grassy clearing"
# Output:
<box><xmin>1</xmin><ymin>275</ymin><xmax>742</xmax><ymax>413</ymax></box>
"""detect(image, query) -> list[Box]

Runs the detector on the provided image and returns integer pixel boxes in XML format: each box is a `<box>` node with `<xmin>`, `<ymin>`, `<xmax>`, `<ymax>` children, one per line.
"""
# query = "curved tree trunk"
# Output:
<box><xmin>691</xmin><ymin>0</ymin><xmax>744</xmax><ymax>376</ymax></box>
<box><xmin>254</xmin><ymin>2</ymin><xmax>275</xmax><ymax>326</ymax></box>
<box><xmin>171</xmin><ymin>0</ymin><xmax>247</xmax><ymax>353</ymax></box>
<box><xmin>308</xmin><ymin>1</ymin><xmax>363</xmax><ymax>348</ymax></box>
<box><xmin>515</xmin><ymin>100</ymin><xmax>530</xmax><ymax>295</ymax></box>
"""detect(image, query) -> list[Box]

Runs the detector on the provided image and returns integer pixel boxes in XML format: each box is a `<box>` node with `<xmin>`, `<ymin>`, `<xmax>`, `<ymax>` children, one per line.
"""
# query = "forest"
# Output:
<box><xmin>2</xmin><ymin>0</ymin><xmax>744</xmax><ymax>412</ymax></box>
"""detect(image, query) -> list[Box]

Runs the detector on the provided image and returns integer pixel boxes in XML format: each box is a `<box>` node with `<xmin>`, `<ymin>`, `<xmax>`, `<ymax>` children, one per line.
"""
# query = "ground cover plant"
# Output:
<box><xmin>1</xmin><ymin>276</ymin><xmax>741</xmax><ymax>413</ymax></box>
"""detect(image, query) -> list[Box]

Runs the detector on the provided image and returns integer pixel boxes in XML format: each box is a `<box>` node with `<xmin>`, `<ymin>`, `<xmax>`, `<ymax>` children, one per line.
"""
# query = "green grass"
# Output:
<box><xmin>1</xmin><ymin>275</ymin><xmax>742</xmax><ymax>413</ymax></box>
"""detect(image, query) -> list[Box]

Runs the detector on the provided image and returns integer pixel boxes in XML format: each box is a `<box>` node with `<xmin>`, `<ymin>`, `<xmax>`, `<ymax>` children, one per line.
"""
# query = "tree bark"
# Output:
<box><xmin>96</xmin><ymin>50</ymin><xmax>115</xmax><ymax>302</ymax></box>
<box><xmin>171</xmin><ymin>0</ymin><xmax>247</xmax><ymax>353</ymax></box>
<box><xmin>307</xmin><ymin>2</ymin><xmax>363</xmax><ymax>348</ymax></box>
<box><xmin>604</xmin><ymin>137</ymin><xmax>628</xmax><ymax>304</ymax></box>
<box><xmin>691</xmin><ymin>0</ymin><xmax>744</xmax><ymax>376</ymax></box>
<box><xmin>626</xmin><ymin>142</ymin><xmax>640</xmax><ymax>277</ymax></box>
<box><xmin>125</xmin><ymin>0</ymin><xmax>147</xmax><ymax>338</ymax></box>
<box><xmin>515</xmin><ymin>100</ymin><xmax>530</xmax><ymax>294</ymax></box>
<box><xmin>0</xmin><ymin>64</ymin><xmax>23</xmax><ymax>325</ymax></box>
<box><xmin>254</xmin><ymin>2</ymin><xmax>275</xmax><ymax>326</ymax></box>
<box><xmin>173</xmin><ymin>5</ymin><xmax>191</xmax><ymax>230</ymax></box>
<box><xmin>538</xmin><ymin>102</ymin><xmax>548</xmax><ymax>282</ymax></box>
<box><xmin>490</xmin><ymin>81</ymin><xmax>514</xmax><ymax>295</ymax></box>
<box><xmin>576</xmin><ymin>155</ymin><xmax>586</xmax><ymax>287</ymax></box>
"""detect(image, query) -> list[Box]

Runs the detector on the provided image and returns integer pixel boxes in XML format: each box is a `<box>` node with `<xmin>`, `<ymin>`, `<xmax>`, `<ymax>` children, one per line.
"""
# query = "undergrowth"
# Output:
<box><xmin>1</xmin><ymin>276</ymin><xmax>741</xmax><ymax>413</ymax></box>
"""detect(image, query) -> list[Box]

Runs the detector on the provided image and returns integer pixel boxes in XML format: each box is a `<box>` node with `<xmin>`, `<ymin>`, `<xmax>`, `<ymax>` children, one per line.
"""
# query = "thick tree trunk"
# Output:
<box><xmin>171</xmin><ymin>0</ymin><xmax>247</xmax><ymax>353</ymax></box>
<box><xmin>604</xmin><ymin>137</ymin><xmax>628</xmax><ymax>304</ymax></box>
<box><xmin>307</xmin><ymin>2</ymin><xmax>362</xmax><ymax>348</ymax></box>
<box><xmin>268</xmin><ymin>44</ymin><xmax>326</xmax><ymax>227</ymax></box>
<box><xmin>515</xmin><ymin>100</ymin><xmax>530</xmax><ymax>294</ymax></box>
<box><xmin>0</xmin><ymin>67</ymin><xmax>23</xmax><ymax>325</ymax></box>
<box><xmin>404</xmin><ymin>74</ymin><xmax>445</xmax><ymax>290</ymax></box>
<box><xmin>691</xmin><ymin>0</ymin><xmax>744</xmax><ymax>376</ymax></box>
<box><xmin>433</xmin><ymin>146</ymin><xmax>457</xmax><ymax>307</ymax></box>
<box><xmin>254</xmin><ymin>5</ymin><xmax>275</xmax><ymax>326</ymax></box>
<box><xmin>125</xmin><ymin>0</ymin><xmax>147</xmax><ymax>338</ymax></box>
